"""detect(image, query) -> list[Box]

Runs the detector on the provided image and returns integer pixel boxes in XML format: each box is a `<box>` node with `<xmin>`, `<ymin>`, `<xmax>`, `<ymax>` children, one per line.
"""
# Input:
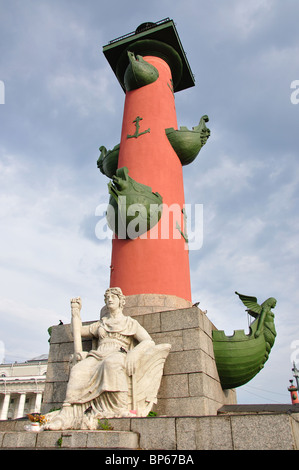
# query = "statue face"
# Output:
<box><xmin>271</xmin><ymin>298</ymin><xmax>277</xmax><ymax>308</ymax></box>
<box><xmin>105</xmin><ymin>291</ymin><xmax>120</xmax><ymax>310</ymax></box>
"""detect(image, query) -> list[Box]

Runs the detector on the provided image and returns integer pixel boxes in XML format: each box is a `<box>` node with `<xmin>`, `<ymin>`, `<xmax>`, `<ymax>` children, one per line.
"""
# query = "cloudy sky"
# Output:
<box><xmin>1</xmin><ymin>0</ymin><xmax>299</xmax><ymax>405</ymax></box>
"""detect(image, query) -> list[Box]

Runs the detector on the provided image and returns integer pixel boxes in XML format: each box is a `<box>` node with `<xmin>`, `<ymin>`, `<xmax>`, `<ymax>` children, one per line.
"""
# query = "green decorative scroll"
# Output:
<box><xmin>127</xmin><ymin>116</ymin><xmax>150</xmax><ymax>139</ymax></box>
<box><xmin>212</xmin><ymin>293</ymin><xmax>277</xmax><ymax>389</ymax></box>
<box><xmin>107</xmin><ymin>167</ymin><xmax>163</xmax><ymax>239</ymax></box>
<box><xmin>165</xmin><ymin>115</ymin><xmax>210</xmax><ymax>166</ymax></box>
<box><xmin>124</xmin><ymin>51</ymin><xmax>159</xmax><ymax>91</ymax></box>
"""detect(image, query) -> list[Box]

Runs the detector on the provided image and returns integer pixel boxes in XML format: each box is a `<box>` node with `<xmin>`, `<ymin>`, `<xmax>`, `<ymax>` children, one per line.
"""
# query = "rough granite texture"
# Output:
<box><xmin>1</xmin><ymin>411</ymin><xmax>299</xmax><ymax>449</ymax></box>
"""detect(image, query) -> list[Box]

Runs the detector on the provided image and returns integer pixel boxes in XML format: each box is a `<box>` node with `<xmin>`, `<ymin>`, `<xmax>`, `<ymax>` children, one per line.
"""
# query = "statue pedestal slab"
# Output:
<box><xmin>0</xmin><ymin>427</ymin><xmax>139</xmax><ymax>450</ymax></box>
<box><xmin>42</xmin><ymin>306</ymin><xmax>236</xmax><ymax>416</ymax></box>
<box><xmin>1</xmin><ymin>406</ymin><xmax>299</xmax><ymax>450</ymax></box>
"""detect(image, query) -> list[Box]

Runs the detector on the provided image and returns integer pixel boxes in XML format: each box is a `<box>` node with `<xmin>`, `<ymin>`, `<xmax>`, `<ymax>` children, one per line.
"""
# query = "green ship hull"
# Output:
<box><xmin>165</xmin><ymin>115</ymin><xmax>210</xmax><ymax>166</ymax></box>
<box><xmin>97</xmin><ymin>144</ymin><xmax>120</xmax><ymax>179</ymax></box>
<box><xmin>107</xmin><ymin>167</ymin><xmax>163</xmax><ymax>239</ymax></box>
<box><xmin>212</xmin><ymin>294</ymin><xmax>277</xmax><ymax>390</ymax></box>
<box><xmin>213</xmin><ymin>319</ymin><xmax>266</xmax><ymax>389</ymax></box>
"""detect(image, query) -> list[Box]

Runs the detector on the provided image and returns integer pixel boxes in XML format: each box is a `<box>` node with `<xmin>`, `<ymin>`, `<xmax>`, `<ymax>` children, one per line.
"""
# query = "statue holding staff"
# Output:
<box><xmin>45</xmin><ymin>287</ymin><xmax>170</xmax><ymax>430</ymax></box>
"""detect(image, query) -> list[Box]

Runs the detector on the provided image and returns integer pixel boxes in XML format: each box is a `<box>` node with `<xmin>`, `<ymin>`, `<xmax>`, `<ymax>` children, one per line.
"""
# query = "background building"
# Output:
<box><xmin>0</xmin><ymin>355</ymin><xmax>47</xmax><ymax>420</ymax></box>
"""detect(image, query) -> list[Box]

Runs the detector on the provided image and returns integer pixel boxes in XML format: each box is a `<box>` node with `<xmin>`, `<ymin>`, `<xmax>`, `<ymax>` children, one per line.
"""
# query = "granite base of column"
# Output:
<box><xmin>42</xmin><ymin>306</ymin><xmax>236</xmax><ymax>417</ymax></box>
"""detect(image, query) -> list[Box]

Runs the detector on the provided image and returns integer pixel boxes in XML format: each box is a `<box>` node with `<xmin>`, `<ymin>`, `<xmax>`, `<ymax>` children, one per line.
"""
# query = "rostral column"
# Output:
<box><xmin>99</xmin><ymin>19</ymin><xmax>210</xmax><ymax>307</ymax></box>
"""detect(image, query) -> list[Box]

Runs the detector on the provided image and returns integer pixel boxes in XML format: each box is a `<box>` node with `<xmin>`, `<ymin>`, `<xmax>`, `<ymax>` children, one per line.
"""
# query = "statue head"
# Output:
<box><xmin>104</xmin><ymin>287</ymin><xmax>126</xmax><ymax>311</ymax></box>
<box><xmin>263</xmin><ymin>297</ymin><xmax>277</xmax><ymax>310</ymax></box>
<box><xmin>268</xmin><ymin>297</ymin><xmax>277</xmax><ymax>308</ymax></box>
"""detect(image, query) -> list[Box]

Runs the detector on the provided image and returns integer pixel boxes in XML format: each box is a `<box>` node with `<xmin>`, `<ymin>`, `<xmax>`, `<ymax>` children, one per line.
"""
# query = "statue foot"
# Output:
<box><xmin>44</xmin><ymin>404</ymin><xmax>72</xmax><ymax>430</ymax></box>
<box><xmin>46</xmin><ymin>416</ymin><xmax>65</xmax><ymax>431</ymax></box>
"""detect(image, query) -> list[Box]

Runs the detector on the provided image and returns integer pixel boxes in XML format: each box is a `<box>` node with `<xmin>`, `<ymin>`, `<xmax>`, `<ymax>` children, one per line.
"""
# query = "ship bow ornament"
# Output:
<box><xmin>124</xmin><ymin>51</ymin><xmax>159</xmax><ymax>91</ymax></box>
<box><xmin>106</xmin><ymin>167</ymin><xmax>163</xmax><ymax>239</ymax></box>
<box><xmin>165</xmin><ymin>115</ymin><xmax>210</xmax><ymax>165</ymax></box>
<box><xmin>212</xmin><ymin>292</ymin><xmax>277</xmax><ymax>389</ymax></box>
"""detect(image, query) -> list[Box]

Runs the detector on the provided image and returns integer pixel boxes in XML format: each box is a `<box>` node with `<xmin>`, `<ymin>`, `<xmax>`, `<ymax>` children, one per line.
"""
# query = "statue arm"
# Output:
<box><xmin>70</xmin><ymin>299</ymin><xmax>100</xmax><ymax>364</ymax></box>
<box><xmin>80</xmin><ymin>324</ymin><xmax>95</xmax><ymax>338</ymax></box>
<box><xmin>71</xmin><ymin>298</ymin><xmax>99</xmax><ymax>339</ymax></box>
<box><xmin>255</xmin><ymin>307</ymin><xmax>267</xmax><ymax>337</ymax></box>
<box><xmin>255</xmin><ymin>298</ymin><xmax>276</xmax><ymax>338</ymax></box>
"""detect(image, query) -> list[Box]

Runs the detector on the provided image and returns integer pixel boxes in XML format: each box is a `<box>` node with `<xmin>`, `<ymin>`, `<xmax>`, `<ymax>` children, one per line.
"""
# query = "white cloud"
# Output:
<box><xmin>194</xmin><ymin>154</ymin><xmax>260</xmax><ymax>194</ymax></box>
<box><xmin>0</xmin><ymin>144</ymin><xmax>111</xmax><ymax>362</ymax></box>
<box><xmin>48</xmin><ymin>68</ymin><xmax>117</xmax><ymax>117</ymax></box>
<box><xmin>233</xmin><ymin>0</ymin><xmax>273</xmax><ymax>37</ymax></box>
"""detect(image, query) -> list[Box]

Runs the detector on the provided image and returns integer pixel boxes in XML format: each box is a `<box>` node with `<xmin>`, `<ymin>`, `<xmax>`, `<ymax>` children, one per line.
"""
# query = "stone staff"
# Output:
<box><xmin>70</xmin><ymin>297</ymin><xmax>83</xmax><ymax>362</ymax></box>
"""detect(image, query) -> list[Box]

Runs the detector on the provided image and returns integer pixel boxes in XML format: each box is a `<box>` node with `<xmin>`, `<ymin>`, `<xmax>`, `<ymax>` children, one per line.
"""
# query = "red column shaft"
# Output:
<box><xmin>109</xmin><ymin>56</ymin><xmax>191</xmax><ymax>302</ymax></box>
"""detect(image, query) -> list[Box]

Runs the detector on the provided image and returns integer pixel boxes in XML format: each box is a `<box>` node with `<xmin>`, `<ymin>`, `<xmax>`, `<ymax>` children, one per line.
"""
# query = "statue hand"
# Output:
<box><xmin>71</xmin><ymin>297</ymin><xmax>81</xmax><ymax>308</ymax></box>
<box><xmin>125</xmin><ymin>350</ymin><xmax>138</xmax><ymax>376</ymax></box>
<box><xmin>71</xmin><ymin>297</ymin><xmax>82</xmax><ymax>316</ymax></box>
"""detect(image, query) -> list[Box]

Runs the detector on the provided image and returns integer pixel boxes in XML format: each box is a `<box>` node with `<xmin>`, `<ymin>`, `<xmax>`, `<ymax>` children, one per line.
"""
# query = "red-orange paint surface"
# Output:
<box><xmin>110</xmin><ymin>56</ymin><xmax>191</xmax><ymax>301</ymax></box>
<box><xmin>289</xmin><ymin>385</ymin><xmax>299</xmax><ymax>404</ymax></box>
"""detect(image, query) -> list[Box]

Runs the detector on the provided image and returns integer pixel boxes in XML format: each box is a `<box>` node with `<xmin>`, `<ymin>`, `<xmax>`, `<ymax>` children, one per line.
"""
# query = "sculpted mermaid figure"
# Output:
<box><xmin>46</xmin><ymin>287</ymin><xmax>170</xmax><ymax>430</ymax></box>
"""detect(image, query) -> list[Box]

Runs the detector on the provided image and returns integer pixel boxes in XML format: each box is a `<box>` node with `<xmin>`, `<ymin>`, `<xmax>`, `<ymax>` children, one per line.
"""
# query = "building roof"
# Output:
<box><xmin>26</xmin><ymin>354</ymin><xmax>48</xmax><ymax>363</ymax></box>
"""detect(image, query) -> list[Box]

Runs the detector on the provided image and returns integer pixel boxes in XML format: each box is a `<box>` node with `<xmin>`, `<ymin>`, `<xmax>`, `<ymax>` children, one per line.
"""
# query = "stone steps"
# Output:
<box><xmin>1</xmin><ymin>411</ymin><xmax>299</xmax><ymax>450</ymax></box>
<box><xmin>0</xmin><ymin>418</ymin><xmax>140</xmax><ymax>450</ymax></box>
<box><xmin>0</xmin><ymin>429</ymin><xmax>139</xmax><ymax>450</ymax></box>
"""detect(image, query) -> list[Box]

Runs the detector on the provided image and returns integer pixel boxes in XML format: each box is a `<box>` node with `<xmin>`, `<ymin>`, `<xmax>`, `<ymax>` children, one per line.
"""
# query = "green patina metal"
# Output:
<box><xmin>124</xmin><ymin>51</ymin><xmax>159</xmax><ymax>91</ymax></box>
<box><xmin>165</xmin><ymin>115</ymin><xmax>210</xmax><ymax>166</ymax></box>
<box><xmin>97</xmin><ymin>144</ymin><xmax>120</xmax><ymax>179</ymax></box>
<box><xmin>167</xmin><ymin>79</ymin><xmax>174</xmax><ymax>95</ymax></box>
<box><xmin>212</xmin><ymin>292</ymin><xmax>277</xmax><ymax>390</ymax></box>
<box><xmin>107</xmin><ymin>167</ymin><xmax>163</xmax><ymax>239</ymax></box>
<box><xmin>103</xmin><ymin>19</ymin><xmax>195</xmax><ymax>93</ymax></box>
<box><xmin>176</xmin><ymin>208</ymin><xmax>188</xmax><ymax>243</ymax></box>
<box><xmin>127</xmin><ymin>116</ymin><xmax>150</xmax><ymax>139</ymax></box>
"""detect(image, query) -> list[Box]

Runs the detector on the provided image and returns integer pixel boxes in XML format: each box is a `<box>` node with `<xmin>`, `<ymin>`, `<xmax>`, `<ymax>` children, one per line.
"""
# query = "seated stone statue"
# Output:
<box><xmin>45</xmin><ymin>287</ymin><xmax>171</xmax><ymax>430</ymax></box>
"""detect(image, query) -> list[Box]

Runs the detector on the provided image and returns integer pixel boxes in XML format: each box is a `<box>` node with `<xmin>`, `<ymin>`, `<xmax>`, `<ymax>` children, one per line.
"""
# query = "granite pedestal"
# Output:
<box><xmin>42</xmin><ymin>305</ymin><xmax>236</xmax><ymax>416</ymax></box>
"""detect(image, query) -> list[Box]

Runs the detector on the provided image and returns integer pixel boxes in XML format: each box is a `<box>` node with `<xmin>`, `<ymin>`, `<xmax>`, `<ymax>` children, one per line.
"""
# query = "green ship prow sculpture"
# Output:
<box><xmin>212</xmin><ymin>292</ymin><xmax>277</xmax><ymax>390</ymax></box>
<box><xmin>97</xmin><ymin>144</ymin><xmax>120</xmax><ymax>179</ymax></box>
<box><xmin>107</xmin><ymin>166</ymin><xmax>163</xmax><ymax>239</ymax></box>
<box><xmin>165</xmin><ymin>115</ymin><xmax>210</xmax><ymax>165</ymax></box>
<box><xmin>124</xmin><ymin>51</ymin><xmax>159</xmax><ymax>91</ymax></box>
